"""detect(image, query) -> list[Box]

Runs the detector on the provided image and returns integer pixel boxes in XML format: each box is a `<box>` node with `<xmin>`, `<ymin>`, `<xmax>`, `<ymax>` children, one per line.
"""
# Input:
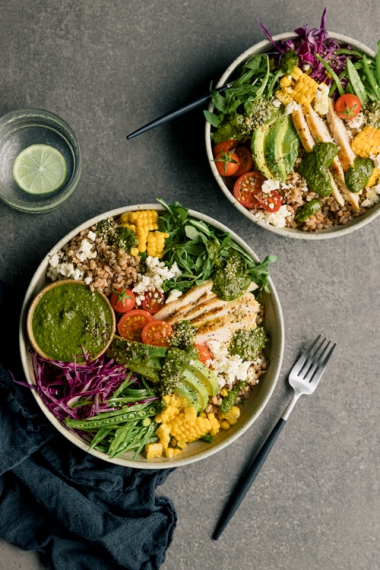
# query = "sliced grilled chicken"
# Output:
<box><xmin>303</xmin><ymin>104</ymin><xmax>359</xmax><ymax>208</ymax></box>
<box><xmin>292</xmin><ymin>106</ymin><xmax>315</xmax><ymax>152</ymax></box>
<box><xmin>154</xmin><ymin>280</ymin><xmax>214</xmax><ymax>321</ymax></box>
<box><xmin>191</xmin><ymin>292</ymin><xmax>258</xmax><ymax>328</ymax></box>
<box><xmin>166</xmin><ymin>295</ymin><xmax>225</xmax><ymax>325</ymax></box>
<box><xmin>194</xmin><ymin>293</ymin><xmax>259</xmax><ymax>345</ymax></box>
<box><xmin>326</xmin><ymin>98</ymin><xmax>357</xmax><ymax>171</ymax></box>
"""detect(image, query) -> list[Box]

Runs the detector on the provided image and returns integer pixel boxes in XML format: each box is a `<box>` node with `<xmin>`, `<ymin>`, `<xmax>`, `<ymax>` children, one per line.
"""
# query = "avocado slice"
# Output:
<box><xmin>175</xmin><ymin>380</ymin><xmax>201</xmax><ymax>413</ymax></box>
<box><xmin>188</xmin><ymin>360</ymin><xmax>219</xmax><ymax>397</ymax></box>
<box><xmin>264</xmin><ymin>116</ymin><xmax>288</xmax><ymax>182</ymax></box>
<box><xmin>282</xmin><ymin>116</ymin><xmax>299</xmax><ymax>174</ymax></box>
<box><xmin>181</xmin><ymin>369</ymin><xmax>209</xmax><ymax>412</ymax></box>
<box><xmin>251</xmin><ymin>123</ymin><xmax>275</xmax><ymax>179</ymax></box>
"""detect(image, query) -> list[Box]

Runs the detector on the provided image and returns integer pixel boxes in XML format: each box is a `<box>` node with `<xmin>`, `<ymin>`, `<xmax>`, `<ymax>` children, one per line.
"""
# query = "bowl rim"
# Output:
<box><xmin>19</xmin><ymin>204</ymin><xmax>284</xmax><ymax>469</ymax></box>
<box><xmin>205</xmin><ymin>32</ymin><xmax>379</xmax><ymax>240</ymax></box>
<box><xmin>0</xmin><ymin>107</ymin><xmax>82</xmax><ymax>214</ymax></box>
<box><xmin>26</xmin><ymin>279</ymin><xmax>116</xmax><ymax>361</ymax></box>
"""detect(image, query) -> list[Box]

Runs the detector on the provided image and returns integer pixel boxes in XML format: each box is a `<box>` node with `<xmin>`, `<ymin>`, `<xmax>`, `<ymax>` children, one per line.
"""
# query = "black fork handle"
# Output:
<box><xmin>126</xmin><ymin>83</ymin><xmax>232</xmax><ymax>139</ymax></box>
<box><xmin>212</xmin><ymin>418</ymin><xmax>286</xmax><ymax>540</ymax></box>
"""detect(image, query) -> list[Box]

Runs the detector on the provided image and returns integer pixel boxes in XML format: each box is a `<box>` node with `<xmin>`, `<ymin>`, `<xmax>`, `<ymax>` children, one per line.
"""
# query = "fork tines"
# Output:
<box><xmin>295</xmin><ymin>335</ymin><xmax>337</xmax><ymax>384</ymax></box>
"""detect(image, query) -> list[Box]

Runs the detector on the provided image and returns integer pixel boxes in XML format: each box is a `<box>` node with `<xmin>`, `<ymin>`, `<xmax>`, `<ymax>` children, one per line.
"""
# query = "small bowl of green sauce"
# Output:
<box><xmin>27</xmin><ymin>280</ymin><xmax>116</xmax><ymax>362</ymax></box>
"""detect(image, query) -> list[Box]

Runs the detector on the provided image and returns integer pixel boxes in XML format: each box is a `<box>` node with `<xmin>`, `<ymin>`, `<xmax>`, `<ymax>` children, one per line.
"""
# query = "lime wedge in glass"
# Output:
<box><xmin>13</xmin><ymin>144</ymin><xmax>67</xmax><ymax>195</ymax></box>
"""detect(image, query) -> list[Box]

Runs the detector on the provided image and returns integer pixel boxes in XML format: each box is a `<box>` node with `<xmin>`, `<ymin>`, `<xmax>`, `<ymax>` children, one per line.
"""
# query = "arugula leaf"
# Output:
<box><xmin>155</xmin><ymin>198</ymin><xmax>277</xmax><ymax>296</ymax></box>
<box><xmin>203</xmin><ymin>110</ymin><xmax>221</xmax><ymax>128</ymax></box>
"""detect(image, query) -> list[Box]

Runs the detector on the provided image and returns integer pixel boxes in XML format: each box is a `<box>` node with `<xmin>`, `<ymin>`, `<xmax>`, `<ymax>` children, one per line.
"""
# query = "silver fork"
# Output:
<box><xmin>212</xmin><ymin>335</ymin><xmax>336</xmax><ymax>540</ymax></box>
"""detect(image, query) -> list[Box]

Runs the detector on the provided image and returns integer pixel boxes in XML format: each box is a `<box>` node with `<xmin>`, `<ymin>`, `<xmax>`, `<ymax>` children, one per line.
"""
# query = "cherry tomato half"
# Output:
<box><xmin>214</xmin><ymin>150</ymin><xmax>240</xmax><ymax>176</ymax></box>
<box><xmin>142</xmin><ymin>290</ymin><xmax>165</xmax><ymax>314</ymax></box>
<box><xmin>141</xmin><ymin>321</ymin><xmax>173</xmax><ymax>347</ymax></box>
<box><xmin>253</xmin><ymin>189</ymin><xmax>282</xmax><ymax>213</ymax></box>
<box><xmin>335</xmin><ymin>94</ymin><xmax>361</xmax><ymax>120</ymax></box>
<box><xmin>233</xmin><ymin>147</ymin><xmax>254</xmax><ymax>177</ymax></box>
<box><xmin>110</xmin><ymin>288</ymin><xmax>136</xmax><ymax>313</ymax></box>
<box><xmin>212</xmin><ymin>139</ymin><xmax>238</xmax><ymax>157</ymax></box>
<box><xmin>117</xmin><ymin>310</ymin><xmax>154</xmax><ymax>341</ymax></box>
<box><xmin>195</xmin><ymin>344</ymin><xmax>212</xmax><ymax>365</ymax></box>
<box><xmin>233</xmin><ymin>171</ymin><xmax>267</xmax><ymax>208</ymax></box>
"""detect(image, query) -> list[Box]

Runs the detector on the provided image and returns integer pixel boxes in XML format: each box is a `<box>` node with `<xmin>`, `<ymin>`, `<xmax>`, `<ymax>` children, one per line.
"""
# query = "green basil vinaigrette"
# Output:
<box><xmin>32</xmin><ymin>283</ymin><xmax>113</xmax><ymax>362</ymax></box>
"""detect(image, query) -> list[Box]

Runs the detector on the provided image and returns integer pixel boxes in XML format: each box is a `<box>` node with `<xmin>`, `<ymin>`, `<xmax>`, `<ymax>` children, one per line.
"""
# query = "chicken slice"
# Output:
<box><xmin>191</xmin><ymin>292</ymin><xmax>259</xmax><ymax>328</ymax></box>
<box><xmin>292</xmin><ymin>106</ymin><xmax>315</xmax><ymax>152</ymax></box>
<box><xmin>326</xmin><ymin>99</ymin><xmax>357</xmax><ymax>171</ymax></box>
<box><xmin>166</xmin><ymin>295</ymin><xmax>225</xmax><ymax>326</ymax></box>
<box><xmin>194</xmin><ymin>295</ymin><xmax>259</xmax><ymax>346</ymax></box>
<box><xmin>303</xmin><ymin>104</ymin><xmax>360</xmax><ymax>209</ymax></box>
<box><xmin>154</xmin><ymin>280</ymin><xmax>214</xmax><ymax>321</ymax></box>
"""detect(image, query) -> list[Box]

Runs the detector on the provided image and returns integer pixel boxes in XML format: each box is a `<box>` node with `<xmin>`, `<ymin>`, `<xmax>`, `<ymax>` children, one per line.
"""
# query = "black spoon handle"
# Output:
<box><xmin>212</xmin><ymin>418</ymin><xmax>286</xmax><ymax>541</ymax></box>
<box><xmin>126</xmin><ymin>83</ymin><xmax>232</xmax><ymax>139</ymax></box>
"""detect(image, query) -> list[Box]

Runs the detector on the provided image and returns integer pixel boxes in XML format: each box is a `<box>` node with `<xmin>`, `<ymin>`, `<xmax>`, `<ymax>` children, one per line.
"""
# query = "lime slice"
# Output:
<box><xmin>13</xmin><ymin>144</ymin><xmax>67</xmax><ymax>195</ymax></box>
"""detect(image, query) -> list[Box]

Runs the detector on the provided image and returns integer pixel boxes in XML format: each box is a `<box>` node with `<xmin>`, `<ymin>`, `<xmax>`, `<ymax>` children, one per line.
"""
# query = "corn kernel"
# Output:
<box><xmin>171</xmin><ymin>438</ymin><xmax>178</xmax><ymax>447</ymax></box>
<box><xmin>130</xmin><ymin>247</ymin><xmax>139</xmax><ymax>256</ymax></box>
<box><xmin>220</xmin><ymin>421</ymin><xmax>231</xmax><ymax>430</ymax></box>
<box><xmin>280</xmin><ymin>76</ymin><xmax>292</xmax><ymax>88</ymax></box>
<box><xmin>221</xmin><ymin>388</ymin><xmax>228</xmax><ymax>397</ymax></box>
<box><xmin>177</xmin><ymin>441</ymin><xmax>187</xmax><ymax>450</ymax></box>
<box><xmin>367</xmin><ymin>167</ymin><xmax>379</xmax><ymax>187</ymax></box>
<box><xmin>145</xmin><ymin>443</ymin><xmax>163</xmax><ymax>459</ymax></box>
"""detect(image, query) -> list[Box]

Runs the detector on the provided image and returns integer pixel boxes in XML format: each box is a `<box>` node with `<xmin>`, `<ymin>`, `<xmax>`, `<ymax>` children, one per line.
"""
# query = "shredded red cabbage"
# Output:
<box><xmin>25</xmin><ymin>351</ymin><xmax>159</xmax><ymax>424</ymax></box>
<box><xmin>258</xmin><ymin>8</ymin><xmax>348</xmax><ymax>88</ymax></box>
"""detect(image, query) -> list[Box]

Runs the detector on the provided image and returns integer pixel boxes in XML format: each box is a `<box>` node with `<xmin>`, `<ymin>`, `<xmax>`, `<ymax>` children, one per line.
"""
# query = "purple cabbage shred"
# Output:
<box><xmin>258</xmin><ymin>8</ymin><xmax>349</xmax><ymax>87</ymax></box>
<box><xmin>25</xmin><ymin>351</ymin><xmax>159</xmax><ymax>424</ymax></box>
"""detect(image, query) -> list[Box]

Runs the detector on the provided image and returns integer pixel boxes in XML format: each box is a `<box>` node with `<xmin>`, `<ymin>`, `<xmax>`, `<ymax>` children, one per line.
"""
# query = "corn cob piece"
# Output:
<box><xmin>351</xmin><ymin>126</ymin><xmax>380</xmax><ymax>158</ymax></box>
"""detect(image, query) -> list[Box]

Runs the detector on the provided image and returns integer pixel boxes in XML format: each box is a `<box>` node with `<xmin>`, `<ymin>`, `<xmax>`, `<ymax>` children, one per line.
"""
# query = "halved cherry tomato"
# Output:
<box><xmin>253</xmin><ymin>189</ymin><xmax>282</xmax><ymax>213</ymax></box>
<box><xmin>141</xmin><ymin>320</ymin><xmax>173</xmax><ymax>347</ymax></box>
<box><xmin>214</xmin><ymin>150</ymin><xmax>240</xmax><ymax>176</ymax></box>
<box><xmin>233</xmin><ymin>147</ymin><xmax>254</xmax><ymax>177</ymax></box>
<box><xmin>110</xmin><ymin>288</ymin><xmax>136</xmax><ymax>313</ymax></box>
<box><xmin>195</xmin><ymin>344</ymin><xmax>212</xmax><ymax>365</ymax></box>
<box><xmin>142</xmin><ymin>290</ymin><xmax>165</xmax><ymax>314</ymax></box>
<box><xmin>335</xmin><ymin>94</ymin><xmax>361</xmax><ymax>120</ymax></box>
<box><xmin>233</xmin><ymin>171</ymin><xmax>267</xmax><ymax>208</ymax></box>
<box><xmin>117</xmin><ymin>310</ymin><xmax>154</xmax><ymax>341</ymax></box>
<box><xmin>212</xmin><ymin>139</ymin><xmax>238</xmax><ymax>157</ymax></box>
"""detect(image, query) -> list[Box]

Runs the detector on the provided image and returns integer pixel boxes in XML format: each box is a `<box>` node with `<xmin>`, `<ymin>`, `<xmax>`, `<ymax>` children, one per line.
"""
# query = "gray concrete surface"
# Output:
<box><xmin>1</xmin><ymin>1</ymin><xmax>379</xmax><ymax>569</ymax></box>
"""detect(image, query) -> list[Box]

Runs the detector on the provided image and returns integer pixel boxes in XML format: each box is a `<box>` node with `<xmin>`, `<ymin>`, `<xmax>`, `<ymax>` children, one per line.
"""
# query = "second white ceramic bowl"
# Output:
<box><xmin>205</xmin><ymin>32</ymin><xmax>378</xmax><ymax>240</ymax></box>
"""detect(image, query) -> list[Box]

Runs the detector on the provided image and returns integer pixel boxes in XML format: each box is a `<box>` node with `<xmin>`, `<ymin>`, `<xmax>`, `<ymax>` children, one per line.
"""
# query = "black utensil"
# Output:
<box><xmin>126</xmin><ymin>82</ymin><xmax>232</xmax><ymax>139</ymax></box>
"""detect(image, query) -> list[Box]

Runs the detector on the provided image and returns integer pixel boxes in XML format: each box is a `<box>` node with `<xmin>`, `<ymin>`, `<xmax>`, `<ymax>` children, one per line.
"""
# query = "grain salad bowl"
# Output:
<box><xmin>19</xmin><ymin>204</ymin><xmax>284</xmax><ymax>469</ymax></box>
<box><xmin>205</xmin><ymin>32</ymin><xmax>379</xmax><ymax>240</ymax></box>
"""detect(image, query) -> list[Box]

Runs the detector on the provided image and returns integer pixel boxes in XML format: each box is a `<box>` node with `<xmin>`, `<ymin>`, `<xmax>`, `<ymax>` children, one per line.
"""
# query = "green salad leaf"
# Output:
<box><xmin>156</xmin><ymin>197</ymin><xmax>277</xmax><ymax>296</ymax></box>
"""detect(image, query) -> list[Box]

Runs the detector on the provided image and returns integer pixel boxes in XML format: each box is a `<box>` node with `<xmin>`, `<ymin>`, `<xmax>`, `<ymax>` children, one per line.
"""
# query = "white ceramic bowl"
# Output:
<box><xmin>205</xmin><ymin>33</ymin><xmax>379</xmax><ymax>240</ymax></box>
<box><xmin>19</xmin><ymin>204</ymin><xmax>284</xmax><ymax>468</ymax></box>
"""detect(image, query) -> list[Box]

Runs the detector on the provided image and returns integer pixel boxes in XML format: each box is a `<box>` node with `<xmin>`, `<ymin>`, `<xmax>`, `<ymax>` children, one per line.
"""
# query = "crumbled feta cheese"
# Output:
<box><xmin>47</xmin><ymin>257</ymin><xmax>85</xmax><ymax>282</ymax></box>
<box><xmin>133</xmin><ymin>257</ymin><xmax>182</xmax><ymax>302</ymax></box>
<box><xmin>272</xmin><ymin>98</ymin><xmax>282</xmax><ymax>108</ymax></box>
<box><xmin>84</xmin><ymin>276</ymin><xmax>93</xmax><ymax>285</ymax></box>
<box><xmin>165</xmin><ymin>289</ymin><xmax>183</xmax><ymax>304</ymax></box>
<box><xmin>251</xmin><ymin>205</ymin><xmax>292</xmax><ymax>229</ymax></box>
<box><xmin>349</xmin><ymin>112</ymin><xmax>364</xmax><ymax>130</ymax></box>
<box><xmin>87</xmin><ymin>231</ymin><xmax>96</xmax><ymax>241</ymax></box>
<box><xmin>285</xmin><ymin>101</ymin><xmax>300</xmax><ymax>115</ymax></box>
<box><xmin>361</xmin><ymin>184</ymin><xmax>380</xmax><ymax>208</ymax></box>
<box><xmin>49</xmin><ymin>253</ymin><xmax>60</xmax><ymax>268</ymax></box>
<box><xmin>370</xmin><ymin>153</ymin><xmax>380</xmax><ymax>169</ymax></box>
<box><xmin>313</xmin><ymin>83</ymin><xmax>329</xmax><ymax>116</ymax></box>
<box><xmin>302</xmin><ymin>63</ymin><xmax>311</xmax><ymax>72</ymax></box>
<box><xmin>261</xmin><ymin>179</ymin><xmax>280</xmax><ymax>193</ymax></box>
<box><xmin>206</xmin><ymin>340</ymin><xmax>257</xmax><ymax>388</ymax></box>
